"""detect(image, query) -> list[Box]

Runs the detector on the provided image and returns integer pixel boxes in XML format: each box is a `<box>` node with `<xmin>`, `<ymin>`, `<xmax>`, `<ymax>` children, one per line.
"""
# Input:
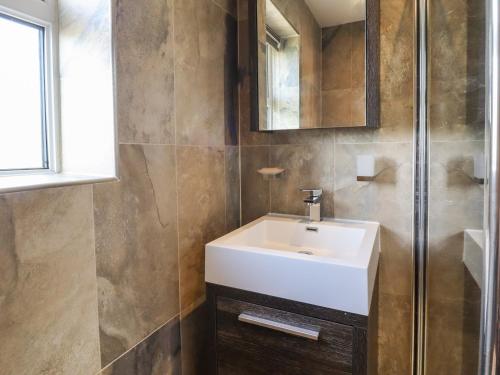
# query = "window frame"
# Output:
<box><xmin>0</xmin><ymin>0</ymin><xmax>60</xmax><ymax>175</ymax></box>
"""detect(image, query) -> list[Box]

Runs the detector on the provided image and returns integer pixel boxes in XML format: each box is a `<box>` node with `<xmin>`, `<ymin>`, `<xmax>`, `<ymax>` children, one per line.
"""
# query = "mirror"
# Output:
<box><xmin>248</xmin><ymin>0</ymin><xmax>379</xmax><ymax>131</ymax></box>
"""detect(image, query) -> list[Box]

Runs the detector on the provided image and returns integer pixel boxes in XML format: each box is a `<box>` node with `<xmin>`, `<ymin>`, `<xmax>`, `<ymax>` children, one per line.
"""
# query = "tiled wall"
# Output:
<box><xmin>322</xmin><ymin>21</ymin><xmax>366</xmax><ymax>127</ymax></box>
<box><xmin>239</xmin><ymin>0</ymin><xmax>415</xmax><ymax>373</ymax></box>
<box><xmin>0</xmin><ymin>0</ymin><xmax>239</xmax><ymax>374</ymax></box>
<box><xmin>425</xmin><ymin>0</ymin><xmax>485</xmax><ymax>372</ymax></box>
<box><xmin>0</xmin><ymin>0</ymin><xmax>482</xmax><ymax>374</ymax></box>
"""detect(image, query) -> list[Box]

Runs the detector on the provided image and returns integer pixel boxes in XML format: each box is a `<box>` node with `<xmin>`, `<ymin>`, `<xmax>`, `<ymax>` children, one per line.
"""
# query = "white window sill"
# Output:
<box><xmin>0</xmin><ymin>172</ymin><xmax>118</xmax><ymax>194</ymax></box>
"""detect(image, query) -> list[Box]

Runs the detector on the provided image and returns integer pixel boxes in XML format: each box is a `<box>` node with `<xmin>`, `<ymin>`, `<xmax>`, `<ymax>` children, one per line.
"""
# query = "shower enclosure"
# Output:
<box><xmin>414</xmin><ymin>0</ymin><xmax>499</xmax><ymax>373</ymax></box>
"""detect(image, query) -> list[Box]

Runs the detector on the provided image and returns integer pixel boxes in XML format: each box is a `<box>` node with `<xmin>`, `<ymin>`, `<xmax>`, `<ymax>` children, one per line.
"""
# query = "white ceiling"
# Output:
<box><xmin>304</xmin><ymin>0</ymin><xmax>366</xmax><ymax>28</ymax></box>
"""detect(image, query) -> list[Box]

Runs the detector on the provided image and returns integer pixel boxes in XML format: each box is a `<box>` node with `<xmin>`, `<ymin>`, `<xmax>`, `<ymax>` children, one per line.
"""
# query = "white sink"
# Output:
<box><xmin>205</xmin><ymin>215</ymin><xmax>380</xmax><ymax>316</ymax></box>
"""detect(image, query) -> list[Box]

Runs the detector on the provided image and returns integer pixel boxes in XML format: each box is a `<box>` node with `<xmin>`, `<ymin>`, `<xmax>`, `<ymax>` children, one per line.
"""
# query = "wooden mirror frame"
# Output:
<box><xmin>248</xmin><ymin>0</ymin><xmax>380</xmax><ymax>131</ymax></box>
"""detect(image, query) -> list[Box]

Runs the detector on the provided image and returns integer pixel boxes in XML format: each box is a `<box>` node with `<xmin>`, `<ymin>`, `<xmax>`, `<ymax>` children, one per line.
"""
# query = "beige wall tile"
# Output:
<box><xmin>351</xmin><ymin>21</ymin><xmax>366</xmax><ymax>89</ymax></box>
<box><xmin>94</xmin><ymin>144</ymin><xmax>179</xmax><ymax>366</ymax></box>
<box><xmin>270</xmin><ymin>127</ymin><xmax>336</xmax><ymax>145</ymax></box>
<box><xmin>351</xmin><ymin>87</ymin><xmax>366</xmax><ymax>126</ymax></box>
<box><xmin>334</xmin><ymin>142</ymin><xmax>413</xmax><ymax>297</ymax></box>
<box><xmin>322</xmin><ymin>88</ymin><xmax>353</xmax><ymax>127</ymax></box>
<box><xmin>270</xmin><ymin>144</ymin><xmax>334</xmax><ymax>217</ymax></box>
<box><xmin>177</xmin><ymin>146</ymin><xmax>226</xmax><ymax>313</ymax></box>
<box><xmin>226</xmin><ymin>146</ymin><xmax>241</xmax><ymax>232</ymax></box>
<box><xmin>0</xmin><ymin>186</ymin><xmax>100</xmax><ymax>375</ymax></box>
<box><xmin>241</xmin><ymin>146</ymin><xmax>271</xmax><ymax>224</ymax></box>
<box><xmin>322</xmin><ymin>25</ymin><xmax>353</xmax><ymax>91</ymax></box>
<box><xmin>427</xmin><ymin>141</ymin><xmax>484</xmax><ymax>301</ymax></box>
<box><xmin>116</xmin><ymin>0</ymin><xmax>175</xmax><ymax>144</ymax></box>
<box><xmin>212</xmin><ymin>0</ymin><xmax>237</xmax><ymax>17</ymax></box>
<box><xmin>377</xmin><ymin>292</ymin><xmax>412</xmax><ymax>374</ymax></box>
<box><xmin>175</xmin><ymin>0</ymin><xmax>228</xmax><ymax>146</ymax></box>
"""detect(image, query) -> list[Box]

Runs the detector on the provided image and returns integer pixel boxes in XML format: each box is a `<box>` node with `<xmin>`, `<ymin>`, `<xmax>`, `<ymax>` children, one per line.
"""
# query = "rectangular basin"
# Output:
<box><xmin>205</xmin><ymin>215</ymin><xmax>380</xmax><ymax>316</ymax></box>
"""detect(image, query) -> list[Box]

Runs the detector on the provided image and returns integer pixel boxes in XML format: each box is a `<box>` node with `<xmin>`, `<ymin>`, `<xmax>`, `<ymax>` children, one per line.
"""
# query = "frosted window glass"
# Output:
<box><xmin>0</xmin><ymin>14</ymin><xmax>47</xmax><ymax>170</ymax></box>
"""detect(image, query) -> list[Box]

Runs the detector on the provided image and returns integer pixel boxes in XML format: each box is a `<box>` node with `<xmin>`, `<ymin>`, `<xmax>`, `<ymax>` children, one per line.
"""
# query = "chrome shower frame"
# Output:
<box><xmin>479</xmin><ymin>0</ymin><xmax>500</xmax><ymax>373</ymax></box>
<box><xmin>413</xmin><ymin>0</ymin><xmax>500</xmax><ymax>373</ymax></box>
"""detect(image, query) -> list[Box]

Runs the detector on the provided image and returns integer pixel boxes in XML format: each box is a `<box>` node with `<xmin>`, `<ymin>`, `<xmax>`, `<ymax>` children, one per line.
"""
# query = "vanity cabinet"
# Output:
<box><xmin>207</xmin><ymin>283</ymin><xmax>378</xmax><ymax>375</ymax></box>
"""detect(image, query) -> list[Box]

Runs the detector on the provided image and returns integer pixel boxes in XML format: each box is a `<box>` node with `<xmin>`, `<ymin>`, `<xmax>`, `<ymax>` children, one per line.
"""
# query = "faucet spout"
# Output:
<box><xmin>300</xmin><ymin>188</ymin><xmax>322</xmax><ymax>222</ymax></box>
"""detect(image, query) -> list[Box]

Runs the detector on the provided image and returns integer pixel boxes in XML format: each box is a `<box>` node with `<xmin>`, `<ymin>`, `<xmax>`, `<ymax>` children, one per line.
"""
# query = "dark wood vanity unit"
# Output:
<box><xmin>207</xmin><ymin>282</ymin><xmax>378</xmax><ymax>375</ymax></box>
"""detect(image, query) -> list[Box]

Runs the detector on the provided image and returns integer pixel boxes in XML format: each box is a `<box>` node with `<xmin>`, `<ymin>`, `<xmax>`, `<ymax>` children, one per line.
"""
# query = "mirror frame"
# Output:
<box><xmin>248</xmin><ymin>0</ymin><xmax>380</xmax><ymax>131</ymax></box>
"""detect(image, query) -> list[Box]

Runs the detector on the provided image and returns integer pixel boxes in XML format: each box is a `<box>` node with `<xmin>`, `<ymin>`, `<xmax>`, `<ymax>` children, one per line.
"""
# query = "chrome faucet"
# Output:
<box><xmin>300</xmin><ymin>188</ymin><xmax>322</xmax><ymax>222</ymax></box>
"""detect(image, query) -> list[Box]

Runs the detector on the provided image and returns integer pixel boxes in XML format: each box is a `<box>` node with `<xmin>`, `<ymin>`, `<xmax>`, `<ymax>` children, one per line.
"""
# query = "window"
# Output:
<box><xmin>0</xmin><ymin>0</ymin><xmax>58</xmax><ymax>173</ymax></box>
<box><xmin>0</xmin><ymin>0</ymin><xmax>117</xmax><ymax>193</ymax></box>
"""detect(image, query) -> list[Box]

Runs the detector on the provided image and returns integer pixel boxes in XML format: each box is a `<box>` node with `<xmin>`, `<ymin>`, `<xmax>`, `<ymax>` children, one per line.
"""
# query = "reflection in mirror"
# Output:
<box><xmin>252</xmin><ymin>0</ymin><xmax>378</xmax><ymax>131</ymax></box>
<box><xmin>265</xmin><ymin>0</ymin><xmax>300</xmax><ymax>130</ymax></box>
<box><xmin>321</xmin><ymin>6</ymin><xmax>366</xmax><ymax>128</ymax></box>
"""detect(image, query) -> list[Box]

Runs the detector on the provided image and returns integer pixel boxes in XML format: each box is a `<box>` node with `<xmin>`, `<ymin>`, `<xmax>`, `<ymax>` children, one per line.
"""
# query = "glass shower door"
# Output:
<box><xmin>424</xmin><ymin>0</ymin><xmax>486</xmax><ymax>373</ymax></box>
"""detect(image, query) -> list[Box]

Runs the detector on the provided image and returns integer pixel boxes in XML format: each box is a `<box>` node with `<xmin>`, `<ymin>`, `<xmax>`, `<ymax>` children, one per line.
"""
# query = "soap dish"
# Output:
<box><xmin>257</xmin><ymin>167</ymin><xmax>285</xmax><ymax>177</ymax></box>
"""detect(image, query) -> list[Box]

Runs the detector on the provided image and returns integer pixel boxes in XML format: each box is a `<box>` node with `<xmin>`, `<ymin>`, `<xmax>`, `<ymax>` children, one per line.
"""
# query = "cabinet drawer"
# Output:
<box><xmin>216</xmin><ymin>296</ymin><xmax>353</xmax><ymax>375</ymax></box>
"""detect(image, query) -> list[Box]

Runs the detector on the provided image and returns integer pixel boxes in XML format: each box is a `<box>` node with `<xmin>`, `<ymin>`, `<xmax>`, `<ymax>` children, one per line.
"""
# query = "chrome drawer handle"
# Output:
<box><xmin>238</xmin><ymin>313</ymin><xmax>320</xmax><ymax>341</ymax></box>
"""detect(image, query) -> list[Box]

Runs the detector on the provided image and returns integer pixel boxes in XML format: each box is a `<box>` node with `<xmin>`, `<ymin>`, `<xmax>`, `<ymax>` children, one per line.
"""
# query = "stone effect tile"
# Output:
<box><xmin>270</xmin><ymin>143</ymin><xmax>334</xmax><ymax>217</ymax></box>
<box><xmin>241</xmin><ymin>146</ymin><xmax>271</xmax><ymax>224</ymax></box>
<box><xmin>181</xmin><ymin>303</ymin><xmax>210</xmax><ymax>375</ymax></box>
<box><xmin>334</xmin><ymin>142</ymin><xmax>414</xmax><ymax>297</ymax></box>
<box><xmin>426</xmin><ymin>287</ymin><xmax>481</xmax><ymax>375</ymax></box>
<box><xmin>0</xmin><ymin>186</ymin><xmax>100</xmax><ymax>375</ymax></box>
<box><xmin>377</xmin><ymin>293</ymin><xmax>412</xmax><ymax>375</ymax></box>
<box><xmin>336</xmin><ymin>0</ymin><xmax>414</xmax><ymax>143</ymax></box>
<box><xmin>101</xmin><ymin>317</ymin><xmax>181</xmax><ymax>375</ymax></box>
<box><xmin>226</xmin><ymin>146</ymin><xmax>241</xmax><ymax>231</ymax></box>
<box><xmin>116</xmin><ymin>0</ymin><xmax>175</xmax><ymax>144</ymax></box>
<box><xmin>321</xmin><ymin>22</ymin><xmax>366</xmax><ymax>127</ymax></box>
<box><xmin>94</xmin><ymin>144</ymin><xmax>180</xmax><ymax>366</ymax></box>
<box><xmin>429</xmin><ymin>141</ymin><xmax>484</xmax><ymax>300</ymax></box>
<box><xmin>213</xmin><ymin>0</ymin><xmax>237</xmax><ymax>17</ymax></box>
<box><xmin>177</xmin><ymin>147</ymin><xmax>226</xmax><ymax>313</ymax></box>
<box><xmin>175</xmin><ymin>0</ymin><xmax>231</xmax><ymax>146</ymax></box>
<box><xmin>429</xmin><ymin>0</ymin><xmax>485</xmax><ymax>142</ymax></box>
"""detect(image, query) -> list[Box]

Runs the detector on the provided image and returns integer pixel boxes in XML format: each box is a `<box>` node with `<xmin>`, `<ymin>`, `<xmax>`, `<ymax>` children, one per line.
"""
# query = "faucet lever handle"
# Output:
<box><xmin>300</xmin><ymin>188</ymin><xmax>323</xmax><ymax>204</ymax></box>
<box><xmin>300</xmin><ymin>188</ymin><xmax>322</xmax><ymax>197</ymax></box>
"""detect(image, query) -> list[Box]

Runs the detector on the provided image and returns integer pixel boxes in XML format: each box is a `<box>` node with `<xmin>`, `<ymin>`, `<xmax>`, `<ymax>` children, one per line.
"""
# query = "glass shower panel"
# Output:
<box><xmin>425</xmin><ymin>0</ymin><xmax>486</xmax><ymax>373</ymax></box>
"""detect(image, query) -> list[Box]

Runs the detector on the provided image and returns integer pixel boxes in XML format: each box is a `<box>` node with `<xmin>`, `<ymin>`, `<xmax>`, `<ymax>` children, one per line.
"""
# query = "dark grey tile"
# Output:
<box><xmin>101</xmin><ymin>317</ymin><xmax>181</xmax><ymax>375</ymax></box>
<box><xmin>181</xmin><ymin>303</ymin><xmax>210</xmax><ymax>375</ymax></box>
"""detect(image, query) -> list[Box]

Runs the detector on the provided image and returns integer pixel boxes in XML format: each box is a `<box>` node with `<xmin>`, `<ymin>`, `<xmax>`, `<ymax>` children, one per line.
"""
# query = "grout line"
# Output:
<box><xmin>224</xmin><ymin>147</ymin><xmax>228</xmax><ymax>232</ymax></box>
<box><xmin>97</xmin><ymin>314</ymin><xmax>181</xmax><ymax>374</ymax></box>
<box><xmin>180</xmin><ymin>295</ymin><xmax>208</xmax><ymax>319</ymax></box>
<box><xmin>239</xmin><ymin>140</ymin><xmax>416</xmax><ymax>147</ymax></box>
<box><xmin>173</xmin><ymin>144</ymin><xmax>226</xmax><ymax>149</ymax></box>
<box><xmin>236</xmin><ymin>0</ymin><xmax>242</xmax><ymax>227</ymax></box>
<box><xmin>171</xmin><ymin>0</ymin><xmax>184</xmax><ymax>359</ymax></box>
<box><xmin>268</xmin><ymin>145</ymin><xmax>272</xmax><ymax>213</ymax></box>
<box><xmin>332</xmin><ymin>132</ymin><xmax>336</xmax><ymax>215</ymax></box>
<box><xmin>89</xmin><ymin>184</ymin><xmax>102</xmax><ymax>371</ymax></box>
<box><xmin>119</xmin><ymin>142</ymin><xmax>176</xmax><ymax>146</ymax></box>
<box><xmin>210</xmin><ymin>0</ymin><xmax>235</xmax><ymax>17</ymax></box>
<box><xmin>120</xmin><ymin>142</ymin><xmax>232</xmax><ymax>148</ymax></box>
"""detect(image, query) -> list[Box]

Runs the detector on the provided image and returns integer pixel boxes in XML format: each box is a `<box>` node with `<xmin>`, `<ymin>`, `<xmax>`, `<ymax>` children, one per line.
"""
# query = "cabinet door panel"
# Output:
<box><xmin>216</xmin><ymin>296</ymin><xmax>353</xmax><ymax>375</ymax></box>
